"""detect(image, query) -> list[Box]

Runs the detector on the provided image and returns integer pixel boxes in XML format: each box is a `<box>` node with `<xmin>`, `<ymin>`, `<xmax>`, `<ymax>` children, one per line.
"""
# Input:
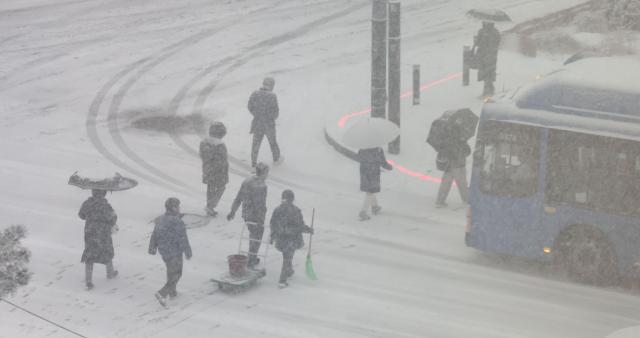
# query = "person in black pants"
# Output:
<box><xmin>149</xmin><ymin>198</ymin><xmax>192</xmax><ymax>306</ymax></box>
<box><xmin>227</xmin><ymin>163</ymin><xmax>269</xmax><ymax>267</ymax></box>
<box><xmin>248</xmin><ymin>77</ymin><xmax>282</xmax><ymax>168</ymax></box>
<box><xmin>269</xmin><ymin>190</ymin><xmax>313</xmax><ymax>288</ymax></box>
<box><xmin>199</xmin><ymin>121</ymin><xmax>229</xmax><ymax>217</ymax></box>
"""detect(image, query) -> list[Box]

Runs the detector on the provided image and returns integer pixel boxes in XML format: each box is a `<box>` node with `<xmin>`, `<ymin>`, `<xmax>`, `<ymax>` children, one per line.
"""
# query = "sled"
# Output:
<box><xmin>210</xmin><ymin>223</ymin><xmax>269</xmax><ymax>293</ymax></box>
<box><xmin>68</xmin><ymin>172</ymin><xmax>137</xmax><ymax>191</ymax></box>
<box><xmin>210</xmin><ymin>268</ymin><xmax>267</xmax><ymax>293</ymax></box>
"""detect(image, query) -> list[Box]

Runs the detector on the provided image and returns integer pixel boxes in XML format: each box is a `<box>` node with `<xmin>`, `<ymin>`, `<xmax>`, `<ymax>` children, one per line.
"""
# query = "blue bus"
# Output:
<box><xmin>465</xmin><ymin>57</ymin><xmax>640</xmax><ymax>285</ymax></box>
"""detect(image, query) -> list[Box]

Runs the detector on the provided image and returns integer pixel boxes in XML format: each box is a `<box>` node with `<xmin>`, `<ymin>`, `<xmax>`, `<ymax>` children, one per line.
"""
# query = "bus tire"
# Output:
<box><xmin>553</xmin><ymin>226</ymin><xmax>619</xmax><ymax>286</ymax></box>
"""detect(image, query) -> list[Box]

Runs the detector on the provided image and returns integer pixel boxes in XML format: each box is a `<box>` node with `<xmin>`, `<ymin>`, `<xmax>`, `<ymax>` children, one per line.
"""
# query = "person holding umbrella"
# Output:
<box><xmin>341</xmin><ymin>117</ymin><xmax>398</xmax><ymax>221</ymax></box>
<box><xmin>78</xmin><ymin>189</ymin><xmax>118</xmax><ymax>290</ymax></box>
<box><xmin>428</xmin><ymin>109</ymin><xmax>478</xmax><ymax>208</ymax></box>
<box><xmin>358</xmin><ymin>147</ymin><xmax>393</xmax><ymax>220</ymax></box>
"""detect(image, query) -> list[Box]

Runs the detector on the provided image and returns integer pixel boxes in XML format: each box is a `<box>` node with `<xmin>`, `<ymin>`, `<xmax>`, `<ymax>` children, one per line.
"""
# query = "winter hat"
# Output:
<box><xmin>209</xmin><ymin>121</ymin><xmax>227</xmax><ymax>138</ymax></box>
<box><xmin>255</xmin><ymin>162</ymin><xmax>270</xmax><ymax>177</ymax></box>
<box><xmin>281</xmin><ymin>189</ymin><xmax>295</xmax><ymax>202</ymax></box>
<box><xmin>262</xmin><ymin>77</ymin><xmax>275</xmax><ymax>90</ymax></box>
<box><xmin>165</xmin><ymin>197</ymin><xmax>180</xmax><ymax>211</ymax></box>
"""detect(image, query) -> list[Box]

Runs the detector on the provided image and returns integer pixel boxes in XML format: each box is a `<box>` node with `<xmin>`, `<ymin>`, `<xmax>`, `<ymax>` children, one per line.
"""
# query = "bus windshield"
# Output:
<box><xmin>475</xmin><ymin>121</ymin><xmax>540</xmax><ymax>198</ymax></box>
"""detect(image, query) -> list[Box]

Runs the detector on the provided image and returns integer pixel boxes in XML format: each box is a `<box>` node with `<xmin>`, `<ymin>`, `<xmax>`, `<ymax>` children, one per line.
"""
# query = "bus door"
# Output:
<box><xmin>471</xmin><ymin>121</ymin><xmax>544</xmax><ymax>258</ymax></box>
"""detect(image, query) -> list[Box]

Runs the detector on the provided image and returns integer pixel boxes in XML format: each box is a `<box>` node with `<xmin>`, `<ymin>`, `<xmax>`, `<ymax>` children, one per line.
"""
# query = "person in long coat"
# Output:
<box><xmin>358</xmin><ymin>147</ymin><xmax>393</xmax><ymax>221</ymax></box>
<box><xmin>227</xmin><ymin>162</ymin><xmax>269</xmax><ymax>267</ymax></box>
<box><xmin>475</xmin><ymin>21</ymin><xmax>501</xmax><ymax>96</ymax></box>
<box><xmin>269</xmin><ymin>189</ymin><xmax>313</xmax><ymax>287</ymax></box>
<box><xmin>199</xmin><ymin>121</ymin><xmax>229</xmax><ymax>217</ymax></box>
<box><xmin>79</xmin><ymin>189</ymin><xmax>118</xmax><ymax>290</ymax></box>
<box><xmin>149</xmin><ymin>197</ymin><xmax>192</xmax><ymax>307</ymax></box>
<box><xmin>248</xmin><ymin>77</ymin><xmax>282</xmax><ymax>168</ymax></box>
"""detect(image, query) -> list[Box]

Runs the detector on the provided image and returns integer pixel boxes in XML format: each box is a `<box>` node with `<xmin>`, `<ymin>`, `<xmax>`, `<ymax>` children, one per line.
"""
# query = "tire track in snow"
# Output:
<box><xmin>167</xmin><ymin>1</ymin><xmax>371</xmax><ymax>192</ymax></box>
<box><xmin>87</xmin><ymin>2</ymin><xmax>287</xmax><ymax>195</ymax></box>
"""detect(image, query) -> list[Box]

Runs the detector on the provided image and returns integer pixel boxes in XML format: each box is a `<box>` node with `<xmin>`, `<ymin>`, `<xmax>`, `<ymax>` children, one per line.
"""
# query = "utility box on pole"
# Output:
<box><xmin>371</xmin><ymin>0</ymin><xmax>387</xmax><ymax>119</ymax></box>
<box><xmin>387</xmin><ymin>0</ymin><xmax>401</xmax><ymax>154</ymax></box>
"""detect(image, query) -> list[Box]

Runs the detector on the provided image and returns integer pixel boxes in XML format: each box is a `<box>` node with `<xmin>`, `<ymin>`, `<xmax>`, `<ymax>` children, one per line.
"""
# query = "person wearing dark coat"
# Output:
<box><xmin>474</xmin><ymin>21</ymin><xmax>501</xmax><ymax>96</ymax></box>
<box><xmin>149</xmin><ymin>197</ymin><xmax>192</xmax><ymax>306</ymax></box>
<box><xmin>248</xmin><ymin>77</ymin><xmax>282</xmax><ymax>168</ymax></box>
<box><xmin>227</xmin><ymin>162</ymin><xmax>269</xmax><ymax>267</ymax></box>
<box><xmin>269</xmin><ymin>190</ymin><xmax>313</xmax><ymax>287</ymax></box>
<box><xmin>79</xmin><ymin>189</ymin><xmax>118</xmax><ymax>290</ymax></box>
<box><xmin>435</xmin><ymin>139</ymin><xmax>471</xmax><ymax>208</ymax></box>
<box><xmin>199</xmin><ymin>121</ymin><xmax>229</xmax><ymax>217</ymax></box>
<box><xmin>358</xmin><ymin>147</ymin><xmax>393</xmax><ymax>221</ymax></box>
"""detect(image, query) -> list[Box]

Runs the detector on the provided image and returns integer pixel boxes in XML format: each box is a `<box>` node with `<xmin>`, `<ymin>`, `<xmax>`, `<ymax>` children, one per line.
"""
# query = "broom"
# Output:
<box><xmin>305</xmin><ymin>208</ymin><xmax>317</xmax><ymax>280</ymax></box>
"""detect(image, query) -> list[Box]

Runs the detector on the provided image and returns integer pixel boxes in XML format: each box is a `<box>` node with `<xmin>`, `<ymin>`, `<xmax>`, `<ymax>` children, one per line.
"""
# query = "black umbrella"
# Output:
<box><xmin>68</xmin><ymin>172</ymin><xmax>138</xmax><ymax>191</ymax></box>
<box><xmin>449</xmin><ymin>108</ymin><xmax>479</xmax><ymax>140</ymax></box>
<box><xmin>466</xmin><ymin>8</ymin><xmax>512</xmax><ymax>22</ymax></box>
<box><xmin>427</xmin><ymin>108</ymin><xmax>478</xmax><ymax>152</ymax></box>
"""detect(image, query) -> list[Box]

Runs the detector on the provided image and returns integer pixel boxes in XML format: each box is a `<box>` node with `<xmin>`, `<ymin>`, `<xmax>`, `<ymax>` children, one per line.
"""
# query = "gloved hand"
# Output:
<box><xmin>226</xmin><ymin>212</ymin><xmax>235</xmax><ymax>221</ymax></box>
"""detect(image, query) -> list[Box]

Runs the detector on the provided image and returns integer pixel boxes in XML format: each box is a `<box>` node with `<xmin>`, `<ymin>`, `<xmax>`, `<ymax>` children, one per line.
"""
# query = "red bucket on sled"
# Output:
<box><xmin>227</xmin><ymin>254</ymin><xmax>248</xmax><ymax>278</ymax></box>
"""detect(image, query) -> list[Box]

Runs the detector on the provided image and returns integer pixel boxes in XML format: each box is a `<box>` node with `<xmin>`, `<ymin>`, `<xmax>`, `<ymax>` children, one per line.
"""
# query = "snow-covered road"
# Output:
<box><xmin>2</xmin><ymin>0</ymin><xmax>639</xmax><ymax>337</ymax></box>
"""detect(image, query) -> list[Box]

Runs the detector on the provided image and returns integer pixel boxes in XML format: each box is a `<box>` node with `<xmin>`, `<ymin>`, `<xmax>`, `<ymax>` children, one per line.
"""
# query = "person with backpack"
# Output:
<box><xmin>199</xmin><ymin>121</ymin><xmax>229</xmax><ymax>217</ymax></box>
<box><xmin>435</xmin><ymin>138</ymin><xmax>471</xmax><ymax>208</ymax></box>
<box><xmin>358</xmin><ymin>147</ymin><xmax>393</xmax><ymax>221</ymax></box>
<box><xmin>269</xmin><ymin>189</ymin><xmax>313</xmax><ymax>288</ymax></box>
<box><xmin>149</xmin><ymin>197</ymin><xmax>192</xmax><ymax>307</ymax></box>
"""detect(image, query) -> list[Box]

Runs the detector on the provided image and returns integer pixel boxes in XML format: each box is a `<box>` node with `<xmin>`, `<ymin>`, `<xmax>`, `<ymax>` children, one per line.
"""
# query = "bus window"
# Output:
<box><xmin>546</xmin><ymin>130</ymin><xmax>640</xmax><ymax>215</ymax></box>
<box><xmin>476</xmin><ymin>121</ymin><xmax>540</xmax><ymax>197</ymax></box>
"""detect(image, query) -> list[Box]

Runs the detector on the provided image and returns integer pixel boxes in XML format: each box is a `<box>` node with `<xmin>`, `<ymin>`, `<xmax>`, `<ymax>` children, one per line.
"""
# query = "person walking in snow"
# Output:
<box><xmin>358</xmin><ymin>147</ymin><xmax>393</xmax><ymax>221</ymax></box>
<box><xmin>269</xmin><ymin>189</ymin><xmax>313</xmax><ymax>288</ymax></box>
<box><xmin>435</xmin><ymin>138</ymin><xmax>470</xmax><ymax>208</ymax></box>
<box><xmin>248</xmin><ymin>77</ymin><xmax>282</xmax><ymax>168</ymax></box>
<box><xmin>227</xmin><ymin>162</ymin><xmax>269</xmax><ymax>267</ymax></box>
<box><xmin>149</xmin><ymin>197</ymin><xmax>192</xmax><ymax>307</ymax></box>
<box><xmin>199</xmin><ymin>121</ymin><xmax>229</xmax><ymax>217</ymax></box>
<box><xmin>78</xmin><ymin>189</ymin><xmax>119</xmax><ymax>290</ymax></box>
<box><xmin>474</xmin><ymin>21</ymin><xmax>501</xmax><ymax>97</ymax></box>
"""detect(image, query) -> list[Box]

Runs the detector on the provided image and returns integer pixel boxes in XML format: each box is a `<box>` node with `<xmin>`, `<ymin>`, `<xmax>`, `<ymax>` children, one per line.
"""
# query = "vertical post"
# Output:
<box><xmin>371</xmin><ymin>0</ymin><xmax>387</xmax><ymax>119</ymax></box>
<box><xmin>462</xmin><ymin>46</ymin><xmax>470</xmax><ymax>86</ymax></box>
<box><xmin>412</xmin><ymin>64</ymin><xmax>420</xmax><ymax>105</ymax></box>
<box><xmin>388</xmin><ymin>0</ymin><xmax>401</xmax><ymax>154</ymax></box>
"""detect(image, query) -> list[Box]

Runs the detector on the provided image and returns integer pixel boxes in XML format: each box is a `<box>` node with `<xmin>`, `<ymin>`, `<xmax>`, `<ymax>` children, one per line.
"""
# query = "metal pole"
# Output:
<box><xmin>371</xmin><ymin>0</ymin><xmax>387</xmax><ymax>119</ymax></box>
<box><xmin>462</xmin><ymin>46</ymin><xmax>470</xmax><ymax>86</ymax></box>
<box><xmin>388</xmin><ymin>0</ymin><xmax>401</xmax><ymax>154</ymax></box>
<box><xmin>412</xmin><ymin>64</ymin><xmax>420</xmax><ymax>105</ymax></box>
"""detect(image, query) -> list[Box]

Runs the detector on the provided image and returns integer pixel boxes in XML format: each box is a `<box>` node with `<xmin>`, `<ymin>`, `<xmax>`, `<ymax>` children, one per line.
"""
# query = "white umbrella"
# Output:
<box><xmin>342</xmin><ymin>117</ymin><xmax>400</xmax><ymax>149</ymax></box>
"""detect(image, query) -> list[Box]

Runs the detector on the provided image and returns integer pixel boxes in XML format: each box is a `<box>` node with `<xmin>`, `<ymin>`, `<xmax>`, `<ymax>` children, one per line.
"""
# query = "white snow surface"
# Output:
<box><xmin>1</xmin><ymin>0</ymin><xmax>640</xmax><ymax>337</ymax></box>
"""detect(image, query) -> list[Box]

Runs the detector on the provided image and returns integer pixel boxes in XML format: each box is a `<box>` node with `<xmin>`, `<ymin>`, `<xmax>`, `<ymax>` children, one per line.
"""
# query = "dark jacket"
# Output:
<box><xmin>199</xmin><ymin>137</ymin><xmax>229</xmax><ymax>186</ymax></box>
<box><xmin>79</xmin><ymin>196</ymin><xmax>117</xmax><ymax>264</ymax></box>
<box><xmin>270</xmin><ymin>202</ymin><xmax>312</xmax><ymax>253</ymax></box>
<box><xmin>229</xmin><ymin>176</ymin><xmax>268</xmax><ymax>225</ymax></box>
<box><xmin>475</xmin><ymin>25</ymin><xmax>500</xmax><ymax>81</ymax></box>
<box><xmin>359</xmin><ymin>147</ymin><xmax>392</xmax><ymax>193</ymax></box>
<box><xmin>438</xmin><ymin>140</ymin><xmax>470</xmax><ymax>171</ymax></box>
<box><xmin>248</xmin><ymin>87</ymin><xmax>279</xmax><ymax>133</ymax></box>
<box><xmin>149</xmin><ymin>213</ymin><xmax>192</xmax><ymax>259</ymax></box>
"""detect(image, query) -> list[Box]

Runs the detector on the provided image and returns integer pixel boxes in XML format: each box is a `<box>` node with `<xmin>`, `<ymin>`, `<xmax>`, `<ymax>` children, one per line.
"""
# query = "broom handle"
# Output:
<box><xmin>307</xmin><ymin>208</ymin><xmax>315</xmax><ymax>256</ymax></box>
